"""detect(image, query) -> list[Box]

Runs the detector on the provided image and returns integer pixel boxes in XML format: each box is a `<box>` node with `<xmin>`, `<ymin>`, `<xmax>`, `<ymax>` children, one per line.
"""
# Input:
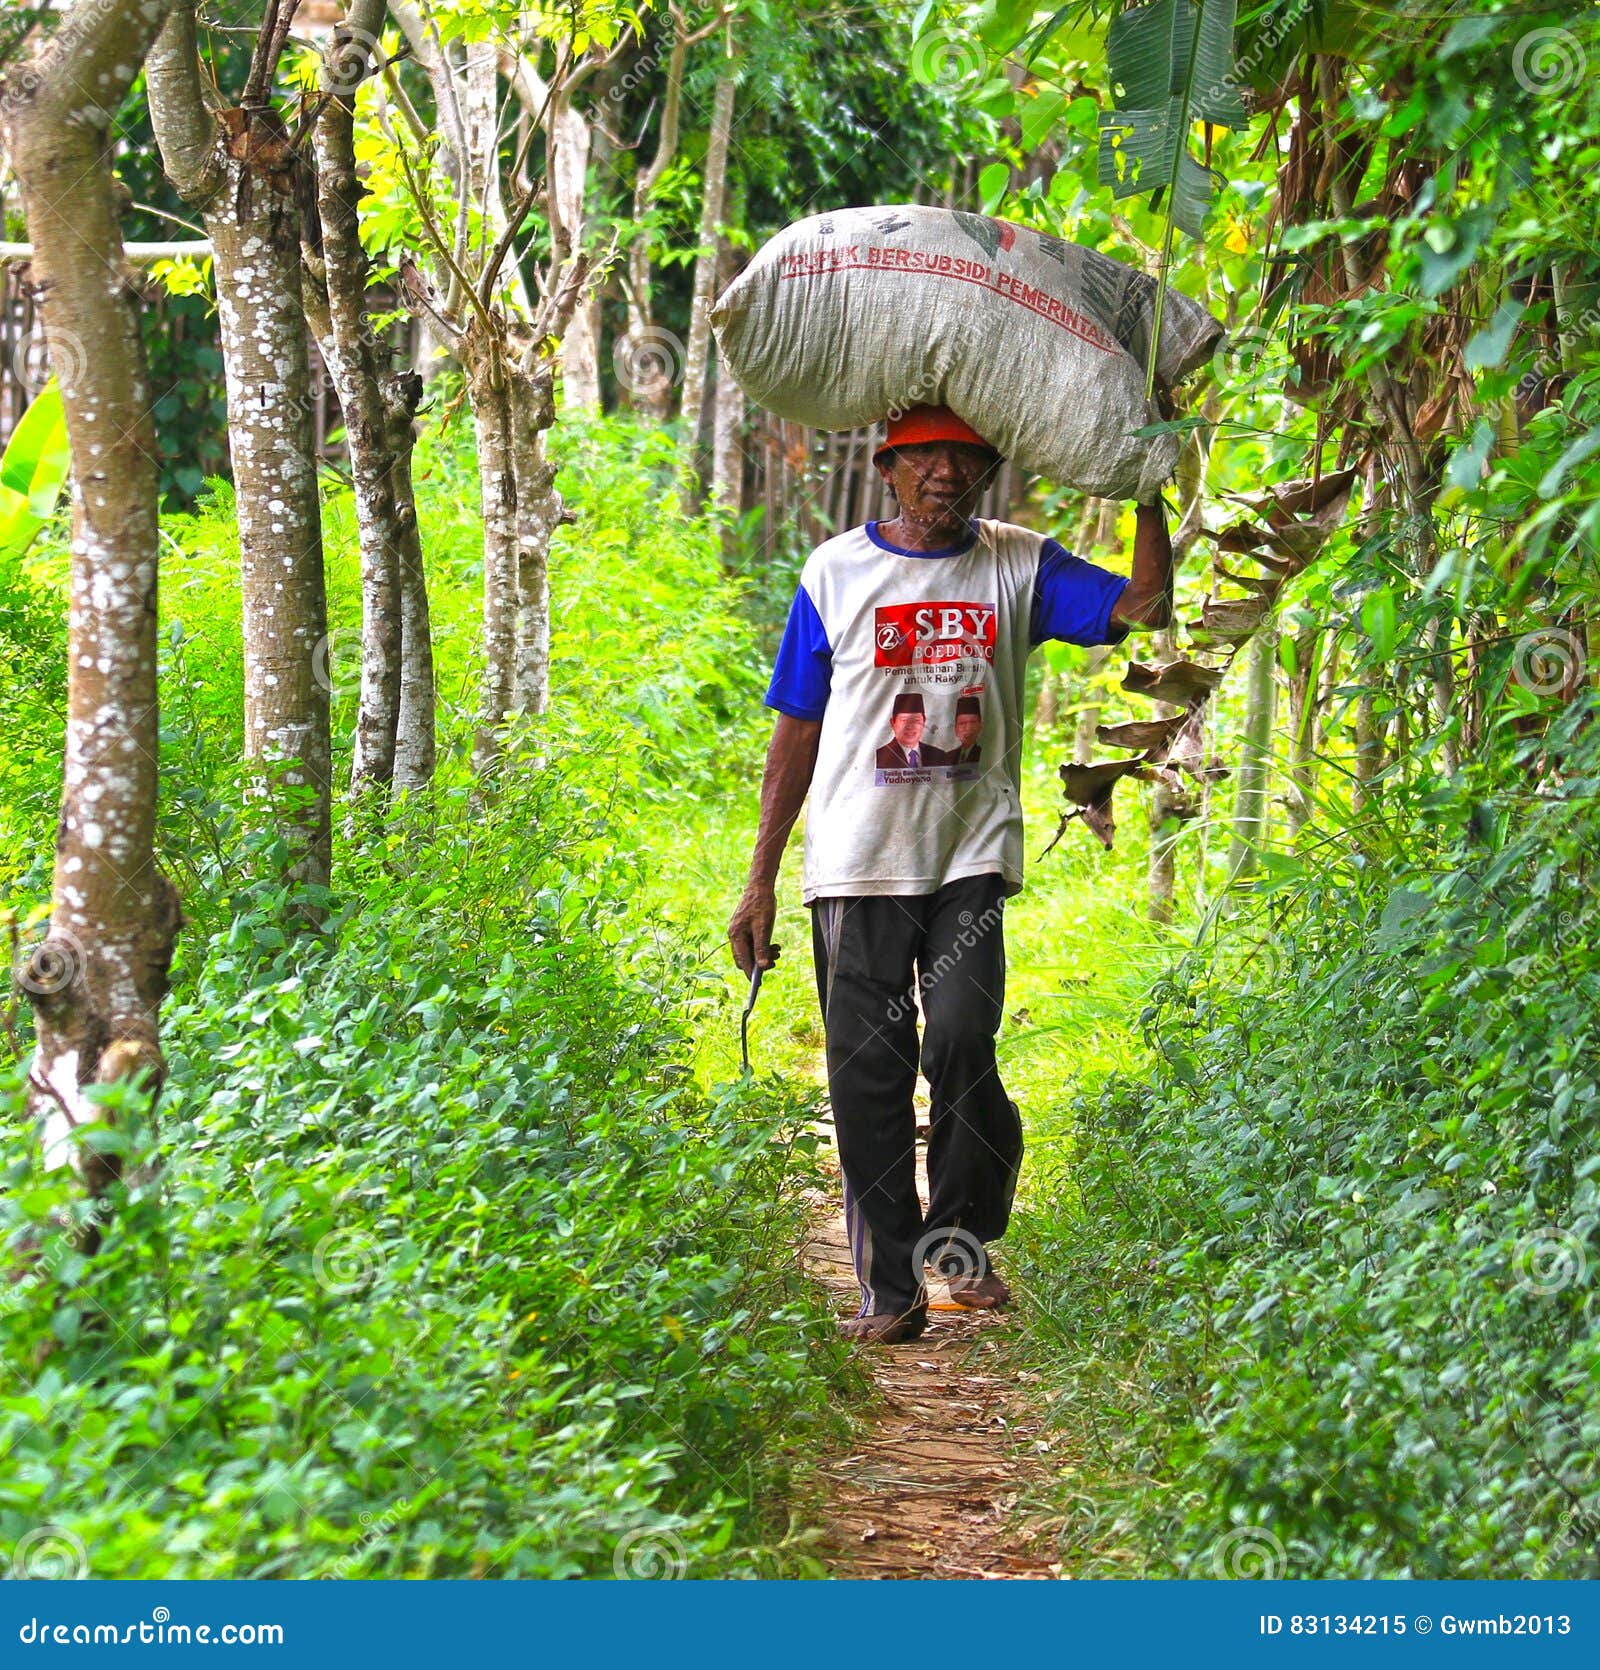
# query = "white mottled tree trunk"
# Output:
<box><xmin>709</xmin><ymin>243</ymin><xmax>746</xmax><ymax>552</ymax></box>
<box><xmin>314</xmin><ymin>2</ymin><xmax>403</xmax><ymax>795</ymax></box>
<box><xmin>552</xmin><ymin>101</ymin><xmax>600</xmax><ymax>412</ymax></box>
<box><xmin>508</xmin><ymin>369</ymin><xmax>561</xmax><ymax>716</ymax></box>
<box><xmin>3</xmin><ymin>0</ymin><xmax>183</xmax><ymax>1196</ymax></box>
<box><xmin>466</xmin><ymin>334</ymin><xmax>520</xmax><ymax>772</ymax></box>
<box><xmin>210</xmin><ymin>213</ymin><xmax>333</xmax><ymax>887</ymax></box>
<box><xmin>149</xmin><ymin>6</ymin><xmax>332</xmax><ymax>895</ymax></box>
<box><xmin>680</xmin><ymin>69</ymin><xmax>735</xmax><ymax>441</ymax></box>
<box><xmin>385</xmin><ymin>372</ymin><xmax>437</xmax><ymax>792</ymax></box>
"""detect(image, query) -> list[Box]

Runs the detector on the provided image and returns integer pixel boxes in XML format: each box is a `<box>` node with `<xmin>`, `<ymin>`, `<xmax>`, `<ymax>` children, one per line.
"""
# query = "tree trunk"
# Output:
<box><xmin>1227</xmin><ymin>622</ymin><xmax>1279</xmax><ymax>882</ymax></box>
<box><xmin>1145</xmin><ymin>409</ymin><xmax>1212</xmax><ymax>920</ymax></box>
<box><xmin>386</xmin><ymin>372</ymin><xmax>436</xmax><ymax>792</ymax></box>
<box><xmin>1058</xmin><ymin>497</ymin><xmax>1112</xmax><ymax>753</ymax></box>
<box><xmin>1284</xmin><ymin>624</ymin><xmax>1319</xmax><ymax>842</ymax></box>
<box><xmin>3</xmin><ymin>0</ymin><xmax>183</xmax><ymax>1194</ymax></box>
<box><xmin>1354</xmin><ymin>687</ymin><xmax>1383</xmax><ymax>811</ymax></box>
<box><xmin>552</xmin><ymin>99</ymin><xmax>600</xmax><ymax>412</ymax></box>
<box><xmin>149</xmin><ymin>6</ymin><xmax>332</xmax><ymax>895</ymax></box>
<box><xmin>679</xmin><ymin>68</ymin><xmax>735</xmax><ymax>444</ymax></box>
<box><xmin>464</xmin><ymin>333</ymin><xmax>520</xmax><ymax>774</ymax></box>
<box><xmin>507</xmin><ymin>357</ymin><xmax>562</xmax><ymax>717</ymax></box>
<box><xmin>1033</xmin><ymin>668</ymin><xmax>1059</xmax><ymax>736</ymax></box>
<box><xmin>1069</xmin><ymin>645</ymin><xmax>1112</xmax><ymax>761</ymax></box>
<box><xmin>710</xmin><ymin>243</ymin><xmax>745</xmax><ymax>558</ymax></box>
<box><xmin>315</xmin><ymin>2</ymin><xmax>402</xmax><ymax>795</ymax></box>
<box><xmin>1144</xmin><ymin>631</ymin><xmax>1182</xmax><ymax>924</ymax></box>
<box><xmin>621</xmin><ymin>18</ymin><xmax>692</xmax><ymax>420</ymax></box>
<box><xmin>1354</xmin><ymin>461</ymin><xmax>1387</xmax><ymax>813</ymax></box>
<box><xmin>212</xmin><ymin>215</ymin><xmax>333</xmax><ymax>887</ymax></box>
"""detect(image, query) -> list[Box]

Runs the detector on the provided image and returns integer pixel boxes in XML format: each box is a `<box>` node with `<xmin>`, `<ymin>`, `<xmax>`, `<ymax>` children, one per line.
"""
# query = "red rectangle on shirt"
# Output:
<box><xmin>874</xmin><ymin>601</ymin><xmax>997</xmax><ymax>667</ymax></box>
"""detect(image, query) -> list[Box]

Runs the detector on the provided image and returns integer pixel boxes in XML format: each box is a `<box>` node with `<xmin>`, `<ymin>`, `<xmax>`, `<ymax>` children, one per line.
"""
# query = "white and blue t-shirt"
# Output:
<box><xmin>766</xmin><ymin>517</ymin><xmax>1131</xmax><ymax>903</ymax></box>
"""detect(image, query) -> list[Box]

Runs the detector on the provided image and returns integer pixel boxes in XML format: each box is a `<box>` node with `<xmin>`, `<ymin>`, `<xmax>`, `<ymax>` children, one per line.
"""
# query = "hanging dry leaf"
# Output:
<box><xmin>1212</xmin><ymin>562</ymin><xmax>1281</xmax><ymax>596</ymax></box>
<box><xmin>1163</xmin><ymin>704</ymin><xmax>1212</xmax><ymax>773</ymax></box>
<box><xmin>1123</xmin><ymin>659</ymin><xmax>1226</xmax><ymax>705</ymax></box>
<box><xmin>1095</xmin><ymin>715</ymin><xmax>1188</xmax><ymax>752</ymax></box>
<box><xmin>1229</xmin><ymin>465</ymin><xmax>1359</xmax><ymax>520</ymax></box>
<box><xmin>1188</xmin><ymin>593</ymin><xmax>1276</xmax><ymax>648</ymax></box>
<box><xmin>1081</xmin><ymin>800</ymin><xmax>1117</xmax><ymax>848</ymax></box>
<box><xmin>1267</xmin><ymin>466</ymin><xmax>1360</xmax><ymax>517</ymax></box>
<box><xmin>1213</xmin><ymin>523</ymin><xmax>1308</xmax><ymax>571</ymax></box>
<box><xmin>1059</xmin><ymin>757</ymin><xmax>1149</xmax><ymax>807</ymax></box>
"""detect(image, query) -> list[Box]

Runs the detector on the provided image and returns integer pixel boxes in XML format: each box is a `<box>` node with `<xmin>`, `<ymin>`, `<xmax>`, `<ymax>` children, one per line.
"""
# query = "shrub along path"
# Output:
<box><xmin>802</xmin><ymin>1117</ymin><xmax>1057</xmax><ymax>1579</ymax></box>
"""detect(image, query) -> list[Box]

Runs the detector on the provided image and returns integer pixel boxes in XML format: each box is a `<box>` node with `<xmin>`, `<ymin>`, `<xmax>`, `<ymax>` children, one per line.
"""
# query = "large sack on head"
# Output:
<box><xmin>711</xmin><ymin>204</ymin><xmax>1225</xmax><ymax>503</ymax></box>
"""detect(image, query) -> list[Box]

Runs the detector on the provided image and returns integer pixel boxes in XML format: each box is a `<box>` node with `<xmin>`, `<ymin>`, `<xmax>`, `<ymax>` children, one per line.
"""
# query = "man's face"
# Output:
<box><xmin>955</xmin><ymin>713</ymin><xmax>980</xmax><ymax>747</ymax></box>
<box><xmin>876</xmin><ymin>441</ymin><xmax>997</xmax><ymax>537</ymax></box>
<box><xmin>891</xmin><ymin>711</ymin><xmax>925</xmax><ymax>748</ymax></box>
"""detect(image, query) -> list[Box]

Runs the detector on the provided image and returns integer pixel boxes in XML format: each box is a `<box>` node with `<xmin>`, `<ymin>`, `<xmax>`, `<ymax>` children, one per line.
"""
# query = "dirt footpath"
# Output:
<box><xmin>802</xmin><ymin>1153</ymin><xmax>1059</xmax><ymax>1579</ymax></box>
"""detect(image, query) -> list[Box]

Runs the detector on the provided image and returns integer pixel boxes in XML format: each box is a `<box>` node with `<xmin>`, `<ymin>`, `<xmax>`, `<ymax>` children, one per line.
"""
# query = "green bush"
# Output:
<box><xmin>0</xmin><ymin>416</ymin><xmax>846</xmax><ymax>1577</ymax></box>
<box><xmin>1014</xmin><ymin>696</ymin><xmax>1600</xmax><ymax>1579</ymax></box>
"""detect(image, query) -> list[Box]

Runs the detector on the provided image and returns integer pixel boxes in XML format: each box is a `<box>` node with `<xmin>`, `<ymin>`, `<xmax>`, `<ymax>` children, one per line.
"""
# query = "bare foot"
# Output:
<box><xmin>945</xmin><ymin>1270</ymin><xmax>1010</xmax><ymax>1310</ymax></box>
<box><xmin>838</xmin><ymin>1308</ymin><xmax>928</xmax><ymax>1344</ymax></box>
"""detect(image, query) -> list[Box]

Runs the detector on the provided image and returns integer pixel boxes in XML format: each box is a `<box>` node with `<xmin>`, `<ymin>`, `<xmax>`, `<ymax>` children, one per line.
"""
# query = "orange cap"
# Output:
<box><xmin>874</xmin><ymin>404</ymin><xmax>999</xmax><ymax>460</ymax></box>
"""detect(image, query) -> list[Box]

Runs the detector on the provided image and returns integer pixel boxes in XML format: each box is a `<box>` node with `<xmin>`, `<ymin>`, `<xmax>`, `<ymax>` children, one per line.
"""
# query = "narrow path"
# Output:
<box><xmin>801</xmin><ymin>1130</ymin><xmax>1058</xmax><ymax>1579</ymax></box>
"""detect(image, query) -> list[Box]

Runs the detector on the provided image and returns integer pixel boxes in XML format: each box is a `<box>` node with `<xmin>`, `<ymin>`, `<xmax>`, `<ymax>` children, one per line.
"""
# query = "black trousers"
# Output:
<box><xmin>810</xmin><ymin>874</ymin><xmax>1023</xmax><ymax>1318</ymax></box>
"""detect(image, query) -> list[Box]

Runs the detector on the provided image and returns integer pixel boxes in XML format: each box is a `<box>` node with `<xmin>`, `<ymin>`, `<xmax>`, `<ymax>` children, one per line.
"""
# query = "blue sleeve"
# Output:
<box><xmin>764</xmin><ymin>583</ymin><xmax>832</xmax><ymax>720</ymax></box>
<box><xmin>1029</xmin><ymin>538</ymin><xmax>1132</xmax><ymax>647</ymax></box>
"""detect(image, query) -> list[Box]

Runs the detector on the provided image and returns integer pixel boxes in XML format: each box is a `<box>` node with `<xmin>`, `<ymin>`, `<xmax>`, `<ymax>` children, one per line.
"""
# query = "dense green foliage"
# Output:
<box><xmin>0</xmin><ymin>420</ymin><xmax>847</xmax><ymax>1578</ymax></box>
<box><xmin>6</xmin><ymin>0</ymin><xmax>1600</xmax><ymax>1585</ymax></box>
<box><xmin>1016</xmin><ymin>703</ymin><xmax>1600</xmax><ymax>1576</ymax></box>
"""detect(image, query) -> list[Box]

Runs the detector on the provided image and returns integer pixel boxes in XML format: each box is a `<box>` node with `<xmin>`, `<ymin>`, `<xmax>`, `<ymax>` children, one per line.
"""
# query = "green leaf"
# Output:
<box><xmin>975</xmin><ymin>0</ymin><xmax>1038</xmax><ymax>53</ymax></box>
<box><xmin>1107</xmin><ymin>0</ymin><xmax>1245</xmax><ymax>129</ymax></box>
<box><xmin>978</xmin><ymin>161</ymin><xmax>1012</xmax><ymax>214</ymax></box>
<box><xmin>1445</xmin><ymin>418</ymin><xmax>1495</xmax><ymax>491</ymax></box>
<box><xmin>1416</xmin><ymin>209</ymin><xmax>1496</xmax><ymax>298</ymax></box>
<box><xmin>1463</xmin><ymin>299</ymin><xmax>1524</xmax><ymax>371</ymax></box>
<box><xmin>1361</xmin><ymin>586</ymin><xmax>1397</xmax><ymax>659</ymax></box>
<box><xmin>1020</xmin><ymin>86</ymin><xmax>1070</xmax><ymax>151</ymax></box>
<box><xmin>1377</xmin><ymin>886</ymin><xmax>1432</xmax><ymax>943</ymax></box>
<box><xmin>0</xmin><ymin>482</ymin><xmax>38</xmax><ymax>561</ymax></box>
<box><xmin>1439</xmin><ymin>15</ymin><xmax>1503</xmax><ymax>57</ymax></box>
<box><xmin>1538</xmin><ymin>427</ymin><xmax>1600</xmax><ymax>498</ymax></box>
<box><xmin>1185</xmin><ymin>0</ymin><xmax>1245</xmax><ymax>128</ymax></box>
<box><xmin>1100</xmin><ymin>109</ymin><xmax>1217</xmax><ymax>235</ymax></box>
<box><xmin>1</xmin><ymin>381</ymin><xmax>70</xmax><ymax>514</ymax></box>
<box><xmin>1022</xmin><ymin>7</ymin><xmax>1106</xmax><ymax>67</ymax></box>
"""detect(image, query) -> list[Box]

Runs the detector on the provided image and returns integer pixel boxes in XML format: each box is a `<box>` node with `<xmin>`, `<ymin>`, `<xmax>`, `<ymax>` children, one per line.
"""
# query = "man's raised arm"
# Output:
<box><xmin>727</xmin><ymin>714</ymin><xmax>823</xmax><ymax>976</ymax></box>
<box><xmin>1110</xmin><ymin>500</ymin><xmax>1176</xmax><ymax>631</ymax></box>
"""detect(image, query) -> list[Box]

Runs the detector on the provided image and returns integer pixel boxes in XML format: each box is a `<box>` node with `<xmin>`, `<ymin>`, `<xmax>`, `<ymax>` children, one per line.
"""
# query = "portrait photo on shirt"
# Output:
<box><xmin>874</xmin><ymin>689</ymin><xmax>949</xmax><ymax>781</ymax></box>
<box><xmin>944</xmin><ymin>692</ymin><xmax>984</xmax><ymax>780</ymax></box>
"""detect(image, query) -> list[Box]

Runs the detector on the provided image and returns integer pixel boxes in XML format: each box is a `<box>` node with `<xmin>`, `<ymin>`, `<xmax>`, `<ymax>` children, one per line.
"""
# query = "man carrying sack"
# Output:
<box><xmin>727</xmin><ymin>404</ymin><xmax>1176</xmax><ymax>1343</ymax></box>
